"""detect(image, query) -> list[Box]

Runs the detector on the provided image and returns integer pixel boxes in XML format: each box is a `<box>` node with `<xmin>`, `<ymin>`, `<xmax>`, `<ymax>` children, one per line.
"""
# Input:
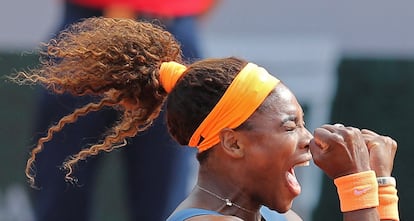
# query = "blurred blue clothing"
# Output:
<box><xmin>166</xmin><ymin>207</ymin><xmax>287</xmax><ymax>221</ymax></box>
<box><xmin>260</xmin><ymin>206</ymin><xmax>288</xmax><ymax>221</ymax></box>
<box><xmin>31</xmin><ymin>2</ymin><xmax>199</xmax><ymax>221</ymax></box>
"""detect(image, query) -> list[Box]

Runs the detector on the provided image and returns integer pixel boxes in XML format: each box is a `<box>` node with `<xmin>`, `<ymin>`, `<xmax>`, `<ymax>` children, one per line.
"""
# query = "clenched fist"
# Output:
<box><xmin>310</xmin><ymin>124</ymin><xmax>371</xmax><ymax>179</ymax></box>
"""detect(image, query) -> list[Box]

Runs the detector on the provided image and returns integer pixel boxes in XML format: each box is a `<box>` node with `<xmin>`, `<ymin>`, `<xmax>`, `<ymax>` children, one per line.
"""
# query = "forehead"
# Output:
<box><xmin>265</xmin><ymin>84</ymin><xmax>300</xmax><ymax>112</ymax></box>
<box><xmin>251</xmin><ymin>84</ymin><xmax>303</xmax><ymax>122</ymax></box>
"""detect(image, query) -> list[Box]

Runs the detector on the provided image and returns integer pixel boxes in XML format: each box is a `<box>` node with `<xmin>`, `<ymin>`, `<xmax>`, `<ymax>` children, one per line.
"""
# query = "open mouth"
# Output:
<box><xmin>286</xmin><ymin>159</ymin><xmax>311</xmax><ymax>195</ymax></box>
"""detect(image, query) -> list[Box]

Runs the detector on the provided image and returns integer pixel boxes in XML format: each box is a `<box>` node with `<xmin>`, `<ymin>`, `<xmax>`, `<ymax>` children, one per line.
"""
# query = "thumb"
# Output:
<box><xmin>309</xmin><ymin>139</ymin><xmax>324</xmax><ymax>160</ymax></box>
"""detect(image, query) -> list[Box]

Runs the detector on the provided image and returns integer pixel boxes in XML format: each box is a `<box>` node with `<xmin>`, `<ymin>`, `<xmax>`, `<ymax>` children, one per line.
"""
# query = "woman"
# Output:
<box><xmin>10</xmin><ymin>17</ymin><xmax>399</xmax><ymax>221</ymax></box>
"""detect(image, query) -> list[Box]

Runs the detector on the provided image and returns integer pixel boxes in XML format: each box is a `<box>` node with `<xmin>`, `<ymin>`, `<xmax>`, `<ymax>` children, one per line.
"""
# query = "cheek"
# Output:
<box><xmin>276</xmin><ymin>134</ymin><xmax>298</xmax><ymax>157</ymax></box>
<box><xmin>262</xmin><ymin>134</ymin><xmax>298</xmax><ymax>172</ymax></box>
<box><xmin>240</xmin><ymin>128</ymin><xmax>299</xmax><ymax>172</ymax></box>
<box><xmin>249</xmin><ymin>134</ymin><xmax>296</xmax><ymax>171</ymax></box>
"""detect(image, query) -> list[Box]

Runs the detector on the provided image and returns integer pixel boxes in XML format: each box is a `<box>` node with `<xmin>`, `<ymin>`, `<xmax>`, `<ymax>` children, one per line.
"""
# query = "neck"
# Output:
<box><xmin>194</xmin><ymin>180</ymin><xmax>261</xmax><ymax>221</ymax></box>
<box><xmin>195</xmin><ymin>152</ymin><xmax>261</xmax><ymax>220</ymax></box>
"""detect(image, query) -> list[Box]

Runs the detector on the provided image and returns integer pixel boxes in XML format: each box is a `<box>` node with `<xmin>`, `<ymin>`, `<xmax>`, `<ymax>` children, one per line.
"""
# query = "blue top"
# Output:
<box><xmin>167</xmin><ymin>207</ymin><xmax>287</xmax><ymax>221</ymax></box>
<box><xmin>167</xmin><ymin>208</ymin><xmax>221</xmax><ymax>221</ymax></box>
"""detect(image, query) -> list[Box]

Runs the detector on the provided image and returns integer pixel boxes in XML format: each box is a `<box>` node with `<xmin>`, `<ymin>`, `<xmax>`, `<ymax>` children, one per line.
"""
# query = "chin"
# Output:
<box><xmin>280</xmin><ymin>204</ymin><xmax>293</xmax><ymax>213</ymax></box>
<box><xmin>268</xmin><ymin>200</ymin><xmax>293</xmax><ymax>214</ymax></box>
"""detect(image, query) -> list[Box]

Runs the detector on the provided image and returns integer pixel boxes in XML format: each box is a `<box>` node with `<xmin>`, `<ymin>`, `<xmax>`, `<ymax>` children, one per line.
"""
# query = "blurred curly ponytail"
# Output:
<box><xmin>9</xmin><ymin>17</ymin><xmax>183</xmax><ymax>186</ymax></box>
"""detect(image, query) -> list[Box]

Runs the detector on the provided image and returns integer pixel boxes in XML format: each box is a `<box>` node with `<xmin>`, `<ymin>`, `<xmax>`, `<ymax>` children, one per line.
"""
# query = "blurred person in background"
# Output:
<box><xmin>30</xmin><ymin>0</ymin><xmax>217</xmax><ymax>221</ymax></box>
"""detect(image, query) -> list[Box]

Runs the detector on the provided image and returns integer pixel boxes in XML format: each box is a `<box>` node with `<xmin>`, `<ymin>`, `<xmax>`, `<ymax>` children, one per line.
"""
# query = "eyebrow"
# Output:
<box><xmin>281</xmin><ymin>115</ymin><xmax>297</xmax><ymax>124</ymax></box>
<box><xmin>281</xmin><ymin>113</ymin><xmax>305</xmax><ymax>124</ymax></box>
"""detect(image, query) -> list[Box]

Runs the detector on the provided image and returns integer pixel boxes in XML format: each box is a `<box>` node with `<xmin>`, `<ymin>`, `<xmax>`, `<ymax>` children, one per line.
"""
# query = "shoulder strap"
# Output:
<box><xmin>167</xmin><ymin>207</ymin><xmax>287</xmax><ymax>221</ymax></box>
<box><xmin>260</xmin><ymin>206</ymin><xmax>287</xmax><ymax>221</ymax></box>
<box><xmin>167</xmin><ymin>208</ymin><xmax>222</xmax><ymax>221</ymax></box>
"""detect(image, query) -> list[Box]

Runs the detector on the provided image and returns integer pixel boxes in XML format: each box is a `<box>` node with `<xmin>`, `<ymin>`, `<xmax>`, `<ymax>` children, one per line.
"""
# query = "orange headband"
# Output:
<box><xmin>159</xmin><ymin>61</ymin><xmax>187</xmax><ymax>93</ymax></box>
<box><xmin>189</xmin><ymin>63</ymin><xmax>280</xmax><ymax>152</ymax></box>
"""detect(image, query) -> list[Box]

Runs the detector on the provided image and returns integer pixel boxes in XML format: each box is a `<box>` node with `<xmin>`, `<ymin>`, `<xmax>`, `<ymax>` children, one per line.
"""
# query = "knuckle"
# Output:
<box><xmin>342</xmin><ymin>127</ymin><xmax>356</xmax><ymax>138</ymax></box>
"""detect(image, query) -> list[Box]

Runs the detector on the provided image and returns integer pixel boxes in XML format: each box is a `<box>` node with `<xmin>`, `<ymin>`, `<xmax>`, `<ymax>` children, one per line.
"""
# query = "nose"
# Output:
<box><xmin>299</xmin><ymin>127</ymin><xmax>313</xmax><ymax>149</ymax></box>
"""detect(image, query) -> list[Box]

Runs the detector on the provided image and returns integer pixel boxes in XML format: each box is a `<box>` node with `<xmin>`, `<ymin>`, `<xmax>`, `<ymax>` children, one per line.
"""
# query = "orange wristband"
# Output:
<box><xmin>378</xmin><ymin>185</ymin><xmax>399</xmax><ymax>221</ymax></box>
<box><xmin>334</xmin><ymin>170</ymin><xmax>379</xmax><ymax>212</ymax></box>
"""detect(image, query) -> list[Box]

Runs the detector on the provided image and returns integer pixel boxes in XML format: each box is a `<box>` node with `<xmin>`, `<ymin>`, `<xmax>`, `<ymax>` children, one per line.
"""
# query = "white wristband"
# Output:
<box><xmin>377</xmin><ymin>177</ymin><xmax>396</xmax><ymax>187</ymax></box>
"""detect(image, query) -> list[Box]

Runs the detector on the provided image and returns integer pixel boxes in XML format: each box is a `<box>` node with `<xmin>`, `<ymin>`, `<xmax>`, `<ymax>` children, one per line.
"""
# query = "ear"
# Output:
<box><xmin>219</xmin><ymin>128</ymin><xmax>244</xmax><ymax>158</ymax></box>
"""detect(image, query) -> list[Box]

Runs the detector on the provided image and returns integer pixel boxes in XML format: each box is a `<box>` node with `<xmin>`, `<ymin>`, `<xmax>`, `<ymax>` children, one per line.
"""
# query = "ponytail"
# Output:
<box><xmin>9</xmin><ymin>17</ymin><xmax>183</xmax><ymax>186</ymax></box>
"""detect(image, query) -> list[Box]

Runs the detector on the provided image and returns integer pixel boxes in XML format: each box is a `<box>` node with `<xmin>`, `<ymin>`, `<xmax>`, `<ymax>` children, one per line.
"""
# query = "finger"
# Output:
<box><xmin>361</xmin><ymin>129</ymin><xmax>379</xmax><ymax>136</ymax></box>
<box><xmin>391</xmin><ymin>138</ymin><xmax>397</xmax><ymax>150</ymax></box>
<box><xmin>362</xmin><ymin>133</ymin><xmax>378</xmax><ymax>144</ymax></box>
<box><xmin>334</xmin><ymin>123</ymin><xmax>345</xmax><ymax>127</ymax></box>
<box><xmin>361</xmin><ymin>133</ymin><xmax>373</xmax><ymax>140</ymax></box>
<box><xmin>384</xmin><ymin>136</ymin><xmax>398</xmax><ymax>151</ymax></box>
<box><xmin>313</xmin><ymin>127</ymin><xmax>345</xmax><ymax>150</ymax></box>
<box><xmin>313</xmin><ymin>136</ymin><xmax>330</xmax><ymax>150</ymax></box>
<box><xmin>322</xmin><ymin>124</ymin><xmax>352</xmax><ymax>136</ymax></box>
<box><xmin>360</xmin><ymin>129</ymin><xmax>378</xmax><ymax>147</ymax></box>
<box><xmin>313</xmin><ymin>128</ymin><xmax>331</xmax><ymax>150</ymax></box>
<box><xmin>320</xmin><ymin>124</ymin><xmax>341</xmax><ymax>133</ymax></box>
<box><xmin>309</xmin><ymin>139</ymin><xmax>324</xmax><ymax>163</ymax></box>
<box><xmin>365</xmin><ymin>140</ymin><xmax>381</xmax><ymax>151</ymax></box>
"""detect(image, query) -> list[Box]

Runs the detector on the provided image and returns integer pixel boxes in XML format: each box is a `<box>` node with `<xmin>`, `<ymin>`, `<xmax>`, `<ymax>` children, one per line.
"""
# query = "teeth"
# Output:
<box><xmin>294</xmin><ymin>161</ymin><xmax>310</xmax><ymax>168</ymax></box>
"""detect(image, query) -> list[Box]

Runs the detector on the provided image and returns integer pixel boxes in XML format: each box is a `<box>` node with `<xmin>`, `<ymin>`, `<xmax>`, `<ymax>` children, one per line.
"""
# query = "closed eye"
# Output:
<box><xmin>283</xmin><ymin>121</ymin><xmax>297</xmax><ymax>131</ymax></box>
<box><xmin>282</xmin><ymin>114</ymin><xmax>305</xmax><ymax>131</ymax></box>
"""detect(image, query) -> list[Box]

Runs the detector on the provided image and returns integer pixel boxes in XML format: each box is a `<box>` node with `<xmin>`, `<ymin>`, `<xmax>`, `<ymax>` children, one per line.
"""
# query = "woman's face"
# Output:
<box><xmin>235</xmin><ymin>84</ymin><xmax>313</xmax><ymax>212</ymax></box>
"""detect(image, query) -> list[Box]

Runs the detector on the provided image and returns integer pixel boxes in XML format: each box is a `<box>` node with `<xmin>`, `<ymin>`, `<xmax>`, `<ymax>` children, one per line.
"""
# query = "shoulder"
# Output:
<box><xmin>186</xmin><ymin>215</ymin><xmax>243</xmax><ymax>221</ymax></box>
<box><xmin>167</xmin><ymin>208</ymin><xmax>233</xmax><ymax>221</ymax></box>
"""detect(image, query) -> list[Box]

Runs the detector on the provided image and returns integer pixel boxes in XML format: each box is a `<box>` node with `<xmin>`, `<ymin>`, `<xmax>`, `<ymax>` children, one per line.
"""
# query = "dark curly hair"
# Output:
<box><xmin>9</xmin><ymin>17</ymin><xmax>248</xmax><ymax>186</ymax></box>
